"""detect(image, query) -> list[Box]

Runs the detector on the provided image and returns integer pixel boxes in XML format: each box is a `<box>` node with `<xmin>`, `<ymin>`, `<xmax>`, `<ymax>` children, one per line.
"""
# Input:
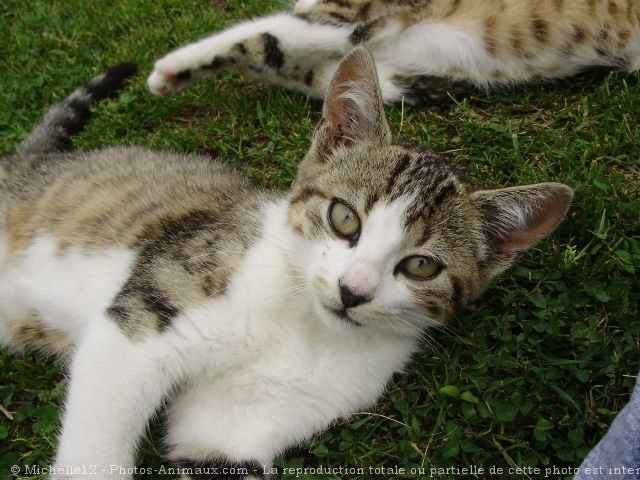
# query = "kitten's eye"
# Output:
<box><xmin>398</xmin><ymin>256</ymin><xmax>443</xmax><ymax>280</ymax></box>
<box><xmin>328</xmin><ymin>200</ymin><xmax>361</xmax><ymax>240</ymax></box>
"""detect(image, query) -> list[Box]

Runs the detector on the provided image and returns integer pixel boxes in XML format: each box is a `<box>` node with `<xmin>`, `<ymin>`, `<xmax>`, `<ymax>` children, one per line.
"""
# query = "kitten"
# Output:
<box><xmin>1</xmin><ymin>48</ymin><xmax>572</xmax><ymax>479</ymax></box>
<box><xmin>148</xmin><ymin>0</ymin><xmax>640</xmax><ymax>104</ymax></box>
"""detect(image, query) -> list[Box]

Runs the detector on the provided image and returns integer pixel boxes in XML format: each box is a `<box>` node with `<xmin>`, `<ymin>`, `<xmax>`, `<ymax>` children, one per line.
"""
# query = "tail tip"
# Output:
<box><xmin>106</xmin><ymin>61</ymin><xmax>139</xmax><ymax>79</ymax></box>
<box><xmin>87</xmin><ymin>61</ymin><xmax>139</xmax><ymax>100</ymax></box>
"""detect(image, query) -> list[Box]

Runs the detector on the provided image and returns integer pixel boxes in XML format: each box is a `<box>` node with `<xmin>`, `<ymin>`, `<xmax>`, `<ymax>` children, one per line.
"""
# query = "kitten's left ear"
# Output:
<box><xmin>471</xmin><ymin>182</ymin><xmax>573</xmax><ymax>278</ymax></box>
<box><xmin>311</xmin><ymin>47</ymin><xmax>392</xmax><ymax>159</ymax></box>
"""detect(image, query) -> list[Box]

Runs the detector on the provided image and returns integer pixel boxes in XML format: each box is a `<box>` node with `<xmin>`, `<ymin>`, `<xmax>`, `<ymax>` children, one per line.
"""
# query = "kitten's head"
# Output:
<box><xmin>287</xmin><ymin>48</ymin><xmax>573</xmax><ymax>336</ymax></box>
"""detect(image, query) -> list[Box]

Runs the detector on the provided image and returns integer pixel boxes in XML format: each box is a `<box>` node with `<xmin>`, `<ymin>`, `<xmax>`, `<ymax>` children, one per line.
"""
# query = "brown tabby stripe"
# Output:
<box><xmin>290</xmin><ymin>187</ymin><xmax>329</xmax><ymax>204</ymax></box>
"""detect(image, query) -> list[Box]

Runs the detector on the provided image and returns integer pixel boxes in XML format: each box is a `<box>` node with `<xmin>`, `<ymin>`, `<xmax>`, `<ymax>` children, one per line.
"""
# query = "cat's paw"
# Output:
<box><xmin>148</xmin><ymin>57</ymin><xmax>193</xmax><ymax>96</ymax></box>
<box><xmin>148</xmin><ymin>70</ymin><xmax>178</xmax><ymax>96</ymax></box>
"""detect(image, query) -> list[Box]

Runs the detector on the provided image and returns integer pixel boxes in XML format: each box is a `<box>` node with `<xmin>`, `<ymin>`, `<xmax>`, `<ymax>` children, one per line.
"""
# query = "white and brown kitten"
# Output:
<box><xmin>1</xmin><ymin>48</ymin><xmax>572</xmax><ymax>479</ymax></box>
<box><xmin>148</xmin><ymin>0</ymin><xmax>640</xmax><ymax>103</ymax></box>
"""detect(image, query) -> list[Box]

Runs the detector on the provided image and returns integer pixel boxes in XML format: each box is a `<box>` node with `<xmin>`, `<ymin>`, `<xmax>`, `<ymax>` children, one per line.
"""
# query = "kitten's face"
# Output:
<box><xmin>285</xmin><ymin>47</ymin><xmax>572</xmax><ymax>337</ymax></box>
<box><xmin>288</xmin><ymin>143</ymin><xmax>483</xmax><ymax>335</ymax></box>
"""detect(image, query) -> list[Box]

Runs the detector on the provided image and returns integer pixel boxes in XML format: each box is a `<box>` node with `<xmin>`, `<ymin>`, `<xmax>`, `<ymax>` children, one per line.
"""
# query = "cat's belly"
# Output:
<box><xmin>0</xmin><ymin>233</ymin><xmax>135</xmax><ymax>354</ymax></box>
<box><xmin>166</xmin><ymin>312</ymin><xmax>417</xmax><ymax>463</ymax></box>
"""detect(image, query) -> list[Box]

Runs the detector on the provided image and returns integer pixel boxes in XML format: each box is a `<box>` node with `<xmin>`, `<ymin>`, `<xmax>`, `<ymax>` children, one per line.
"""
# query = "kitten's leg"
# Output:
<box><xmin>147</xmin><ymin>13</ymin><xmax>353</xmax><ymax>99</ymax></box>
<box><xmin>52</xmin><ymin>320</ymin><xmax>173</xmax><ymax>479</ymax></box>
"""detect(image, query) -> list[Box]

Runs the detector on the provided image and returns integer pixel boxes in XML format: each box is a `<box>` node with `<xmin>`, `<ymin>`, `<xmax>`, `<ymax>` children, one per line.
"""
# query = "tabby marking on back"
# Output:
<box><xmin>148</xmin><ymin>0</ymin><xmax>640</xmax><ymax>103</ymax></box>
<box><xmin>1</xmin><ymin>49</ymin><xmax>572</xmax><ymax>479</ymax></box>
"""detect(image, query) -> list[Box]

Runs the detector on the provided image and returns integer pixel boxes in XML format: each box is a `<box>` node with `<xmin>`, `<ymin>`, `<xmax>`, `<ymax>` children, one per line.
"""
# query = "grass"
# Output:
<box><xmin>1</xmin><ymin>1</ymin><xmax>639</xmax><ymax>479</ymax></box>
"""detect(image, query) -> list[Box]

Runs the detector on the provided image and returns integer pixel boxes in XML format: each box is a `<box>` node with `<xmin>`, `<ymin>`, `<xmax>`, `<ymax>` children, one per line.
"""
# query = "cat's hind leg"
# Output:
<box><xmin>148</xmin><ymin>13</ymin><xmax>353</xmax><ymax>99</ymax></box>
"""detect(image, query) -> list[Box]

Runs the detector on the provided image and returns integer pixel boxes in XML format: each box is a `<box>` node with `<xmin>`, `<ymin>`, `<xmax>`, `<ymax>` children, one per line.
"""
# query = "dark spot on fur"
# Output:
<box><xmin>532</xmin><ymin>19</ymin><xmax>548</xmax><ymax>42</ymax></box>
<box><xmin>204</xmin><ymin>57</ymin><xmax>225</xmax><ymax>70</ymax></box>
<box><xmin>358</xmin><ymin>1</ymin><xmax>372</xmax><ymax>20</ymax></box>
<box><xmin>618</xmin><ymin>28</ymin><xmax>631</xmax><ymax>47</ymax></box>
<box><xmin>201</xmin><ymin>275</ymin><xmax>216</xmax><ymax>297</ymax></box>
<box><xmin>328</xmin><ymin>11</ymin><xmax>351</xmax><ymax>23</ymax></box>
<box><xmin>572</xmin><ymin>25</ymin><xmax>586</xmax><ymax>43</ymax></box>
<box><xmin>292</xmin><ymin>223</ymin><xmax>304</xmax><ymax>235</ymax></box>
<box><xmin>295</xmin><ymin>12</ymin><xmax>312</xmax><ymax>22</ymax></box>
<box><xmin>233</xmin><ymin>42</ymin><xmax>248</xmax><ymax>55</ymax></box>
<box><xmin>391</xmin><ymin>74</ymin><xmax>470</xmax><ymax>105</ymax></box>
<box><xmin>157</xmin><ymin>211</ymin><xmax>218</xmax><ymax>245</ymax></box>
<box><xmin>141</xmin><ymin>287</ymin><xmax>179</xmax><ymax>331</ymax></box>
<box><xmin>350</xmin><ymin>21</ymin><xmax>376</xmax><ymax>44</ymax></box>
<box><xmin>433</xmin><ymin>183</ymin><xmax>456</xmax><ymax>207</ymax></box>
<box><xmin>107</xmin><ymin>304</ymin><xmax>130</xmax><ymax>324</ymax></box>
<box><xmin>261</xmin><ymin>33</ymin><xmax>285</xmax><ymax>69</ymax></box>
<box><xmin>176</xmin><ymin>70</ymin><xmax>192</xmax><ymax>81</ymax></box>
<box><xmin>304</xmin><ymin>69</ymin><xmax>315</xmax><ymax>86</ymax></box>
<box><xmin>608</xmin><ymin>0</ymin><xmax>618</xmax><ymax>15</ymax></box>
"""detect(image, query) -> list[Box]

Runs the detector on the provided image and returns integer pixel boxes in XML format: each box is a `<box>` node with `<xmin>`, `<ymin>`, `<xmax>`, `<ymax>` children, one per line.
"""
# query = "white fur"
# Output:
<box><xmin>0</xmin><ymin>235</ymin><xmax>135</xmax><ymax>349</ymax></box>
<box><xmin>1</xmin><ymin>199</ymin><xmax>420</xmax><ymax>478</ymax></box>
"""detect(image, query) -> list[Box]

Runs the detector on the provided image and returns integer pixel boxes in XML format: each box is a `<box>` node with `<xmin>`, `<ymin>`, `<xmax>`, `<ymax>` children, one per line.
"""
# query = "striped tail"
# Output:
<box><xmin>17</xmin><ymin>62</ymin><xmax>138</xmax><ymax>155</ymax></box>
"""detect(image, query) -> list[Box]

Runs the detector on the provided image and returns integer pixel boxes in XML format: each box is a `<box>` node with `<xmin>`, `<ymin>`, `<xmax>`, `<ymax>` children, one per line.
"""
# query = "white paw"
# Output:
<box><xmin>148</xmin><ymin>55</ymin><xmax>195</xmax><ymax>96</ymax></box>
<box><xmin>148</xmin><ymin>64</ymin><xmax>181</xmax><ymax>96</ymax></box>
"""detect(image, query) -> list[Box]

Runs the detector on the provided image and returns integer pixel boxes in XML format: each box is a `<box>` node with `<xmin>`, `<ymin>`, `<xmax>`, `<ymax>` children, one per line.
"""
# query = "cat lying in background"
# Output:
<box><xmin>1</xmin><ymin>48</ymin><xmax>572</xmax><ymax>479</ymax></box>
<box><xmin>148</xmin><ymin>0</ymin><xmax>640</xmax><ymax>103</ymax></box>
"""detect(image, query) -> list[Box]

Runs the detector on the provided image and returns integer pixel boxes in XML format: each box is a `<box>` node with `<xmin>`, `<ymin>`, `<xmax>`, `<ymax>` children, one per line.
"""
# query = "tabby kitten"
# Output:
<box><xmin>1</xmin><ymin>48</ymin><xmax>572</xmax><ymax>479</ymax></box>
<box><xmin>148</xmin><ymin>0</ymin><xmax>640</xmax><ymax>103</ymax></box>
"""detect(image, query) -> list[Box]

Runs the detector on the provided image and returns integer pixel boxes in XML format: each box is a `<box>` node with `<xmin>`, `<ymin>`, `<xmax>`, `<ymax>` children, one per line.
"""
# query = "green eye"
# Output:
<box><xmin>398</xmin><ymin>256</ymin><xmax>443</xmax><ymax>280</ymax></box>
<box><xmin>328</xmin><ymin>201</ymin><xmax>361</xmax><ymax>240</ymax></box>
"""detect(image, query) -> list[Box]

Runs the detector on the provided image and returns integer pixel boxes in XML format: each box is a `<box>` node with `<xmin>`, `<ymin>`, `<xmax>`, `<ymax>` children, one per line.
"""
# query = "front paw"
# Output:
<box><xmin>148</xmin><ymin>57</ymin><xmax>193</xmax><ymax>96</ymax></box>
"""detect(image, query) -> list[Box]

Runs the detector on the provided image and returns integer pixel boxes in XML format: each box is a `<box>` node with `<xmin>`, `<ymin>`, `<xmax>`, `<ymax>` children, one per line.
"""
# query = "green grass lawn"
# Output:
<box><xmin>1</xmin><ymin>1</ymin><xmax>639</xmax><ymax>479</ymax></box>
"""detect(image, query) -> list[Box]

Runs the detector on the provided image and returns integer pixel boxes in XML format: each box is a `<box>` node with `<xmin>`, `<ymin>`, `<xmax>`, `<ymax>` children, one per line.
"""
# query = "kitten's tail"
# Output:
<box><xmin>17</xmin><ymin>62</ymin><xmax>138</xmax><ymax>155</ymax></box>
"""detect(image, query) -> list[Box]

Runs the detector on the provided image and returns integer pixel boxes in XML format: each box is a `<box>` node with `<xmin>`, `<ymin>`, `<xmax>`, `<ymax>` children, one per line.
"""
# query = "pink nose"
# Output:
<box><xmin>340</xmin><ymin>260</ymin><xmax>381</xmax><ymax>300</ymax></box>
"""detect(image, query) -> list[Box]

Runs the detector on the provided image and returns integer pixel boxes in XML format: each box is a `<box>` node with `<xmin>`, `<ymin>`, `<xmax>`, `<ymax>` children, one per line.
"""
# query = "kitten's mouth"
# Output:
<box><xmin>329</xmin><ymin>307</ymin><xmax>362</xmax><ymax>327</ymax></box>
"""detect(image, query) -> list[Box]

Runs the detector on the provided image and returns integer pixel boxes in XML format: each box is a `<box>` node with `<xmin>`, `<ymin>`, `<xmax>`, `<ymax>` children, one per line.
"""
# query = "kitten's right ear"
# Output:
<box><xmin>309</xmin><ymin>47</ymin><xmax>392</xmax><ymax>160</ymax></box>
